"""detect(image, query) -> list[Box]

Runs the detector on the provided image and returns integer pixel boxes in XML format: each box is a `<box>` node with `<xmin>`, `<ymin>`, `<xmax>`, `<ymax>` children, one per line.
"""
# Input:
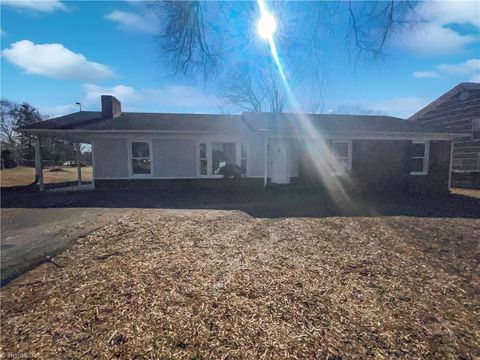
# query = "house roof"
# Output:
<box><xmin>20</xmin><ymin>110</ymin><xmax>453</xmax><ymax>135</ymax></box>
<box><xmin>21</xmin><ymin>112</ymin><xmax>248</xmax><ymax>132</ymax></box>
<box><xmin>409</xmin><ymin>82</ymin><xmax>480</xmax><ymax>121</ymax></box>
<box><xmin>242</xmin><ymin>112</ymin><xmax>449</xmax><ymax>134</ymax></box>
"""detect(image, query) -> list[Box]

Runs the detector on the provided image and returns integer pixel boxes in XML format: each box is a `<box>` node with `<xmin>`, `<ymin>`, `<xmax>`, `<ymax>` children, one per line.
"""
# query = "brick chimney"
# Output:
<box><xmin>101</xmin><ymin>95</ymin><xmax>122</xmax><ymax>119</ymax></box>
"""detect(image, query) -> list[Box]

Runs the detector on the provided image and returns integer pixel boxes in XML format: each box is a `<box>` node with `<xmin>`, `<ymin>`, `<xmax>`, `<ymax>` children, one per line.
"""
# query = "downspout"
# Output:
<box><xmin>263</xmin><ymin>132</ymin><xmax>268</xmax><ymax>187</ymax></box>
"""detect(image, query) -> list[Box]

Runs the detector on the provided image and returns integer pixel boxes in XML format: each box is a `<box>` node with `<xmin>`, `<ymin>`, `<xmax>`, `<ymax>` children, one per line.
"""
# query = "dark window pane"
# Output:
<box><xmin>241</xmin><ymin>143</ymin><xmax>247</xmax><ymax>158</ymax></box>
<box><xmin>411</xmin><ymin>143</ymin><xmax>425</xmax><ymax>157</ymax></box>
<box><xmin>410</xmin><ymin>158</ymin><xmax>424</xmax><ymax>172</ymax></box>
<box><xmin>212</xmin><ymin>143</ymin><xmax>236</xmax><ymax>174</ymax></box>
<box><xmin>132</xmin><ymin>159</ymin><xmax>151</xmax><ymax>174</ymax></box>
<box><xmin>200</xmin><ymin>159</ymin><xmax>207</xmax><ymax>175</ymax></box>
<box><xmin>333</xmin><ymin>142</ymin><xmax>349</xmax><ymax>158</ymax></box>
<box><xmin>241</xmin><ymin>159</ymin><xmax>247</xmax><ymax>173</ymax></box>
<box><xmin>132</xmin><ymin>142</ymin><xmax>150</xmax><ymax>157</ymax></box>
<box><xmin>200</xmin><ymin>143</ymin><xmax>207</xmax><ymax>159</ymax></box>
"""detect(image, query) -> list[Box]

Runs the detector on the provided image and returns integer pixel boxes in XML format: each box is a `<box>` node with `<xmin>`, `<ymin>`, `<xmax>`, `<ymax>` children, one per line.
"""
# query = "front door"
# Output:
<box><xmin>270</xmin><ymin>140</ymin><xmax>290</xmax><ymax>184</ymax></box>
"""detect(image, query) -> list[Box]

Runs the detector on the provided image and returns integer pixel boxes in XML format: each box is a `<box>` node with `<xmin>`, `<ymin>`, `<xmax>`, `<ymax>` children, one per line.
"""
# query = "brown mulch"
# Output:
<box><xmin>1</xmin><ymin>210</ymin><xmax>479</xmax><ymax>359</ymax></box>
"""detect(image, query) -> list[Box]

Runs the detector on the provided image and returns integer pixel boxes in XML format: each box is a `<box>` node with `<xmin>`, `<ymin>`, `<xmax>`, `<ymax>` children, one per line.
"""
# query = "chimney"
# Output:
<box><xmin>101</xmin><ymin>95</ymin><xmax>122</xmax><ymax>119</ymax></box>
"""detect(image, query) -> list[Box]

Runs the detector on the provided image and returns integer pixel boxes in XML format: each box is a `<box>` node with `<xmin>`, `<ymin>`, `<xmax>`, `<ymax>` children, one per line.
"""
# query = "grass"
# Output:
<box><xmin>0</xmin><ymin>166</ymin><xmax>92</xmax><ymax>187</ymax></box>
<box><xmin>1</xmin><ymin>210</ymin><xmax>479</xmax><ymax>359</ymax></box>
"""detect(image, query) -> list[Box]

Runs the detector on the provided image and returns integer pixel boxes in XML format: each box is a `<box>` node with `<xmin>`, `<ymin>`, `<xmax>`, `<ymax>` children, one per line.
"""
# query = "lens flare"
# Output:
<box><xmin>256</xmin><ymin>0</ymin><xmax>357</xmax><ymax>212</ymax></box>
<box><xmin>257</xmin><ymin>12</ymin><xmax>277</xmax><ymax>40</ymax></box>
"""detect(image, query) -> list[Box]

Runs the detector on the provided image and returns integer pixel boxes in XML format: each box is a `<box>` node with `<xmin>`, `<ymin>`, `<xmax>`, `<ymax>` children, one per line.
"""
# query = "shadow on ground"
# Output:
<box><xmin>2</xmin><ymin>186</ymin><xmax>479</xmax><ymax>219</ymax></box>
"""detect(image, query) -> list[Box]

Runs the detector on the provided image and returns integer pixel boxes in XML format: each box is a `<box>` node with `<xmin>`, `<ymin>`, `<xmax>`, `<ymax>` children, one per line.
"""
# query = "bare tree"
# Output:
<box><xmin>1</xmin><ymin>100</ymin><xmax>17</xmax><ymax>149</ymax></box>
<box><xmin>152</xmin><ymin>1</ymin><xmax>220</xmax><ymax>78</ymax></box>
<box><xmin>217</xmin><ymin>65</ymin><xmax>286</xmax><ymax>113</ymax></box>
<box><xmin>152</xmin><ymin>1</ymin><xmax>417</xmax><ymax>79</ymax></box>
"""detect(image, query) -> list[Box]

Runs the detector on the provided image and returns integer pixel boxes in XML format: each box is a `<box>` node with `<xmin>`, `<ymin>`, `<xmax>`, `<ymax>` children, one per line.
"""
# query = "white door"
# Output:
<box><xmin>270</xmin><ymin>140</ymin><xmax>290</xmax><ymax>184</ymax></box>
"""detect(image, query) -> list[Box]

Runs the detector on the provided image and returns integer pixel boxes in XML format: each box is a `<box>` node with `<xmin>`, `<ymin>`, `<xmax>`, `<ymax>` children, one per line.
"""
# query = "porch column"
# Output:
<box><xmin>75</xmin><ymin>142</ymin><xmax>82</xmax><ymax>185</ymax></box>
<box><xmin>263</xmin><ymin>133</ymin><xmax>268</xmax><ymax>187</ymax></box>
<box><xmin>34</xmin><ymin>136</ymin><xmax>44</xmax><ymax>191</ymax></box>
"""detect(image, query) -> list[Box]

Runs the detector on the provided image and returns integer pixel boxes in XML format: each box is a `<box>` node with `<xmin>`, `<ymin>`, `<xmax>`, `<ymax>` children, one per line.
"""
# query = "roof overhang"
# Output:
<box><xmin>20</xmin><ymin>128</ymin><xmax>462</xmax><ymax>141</ymax></box>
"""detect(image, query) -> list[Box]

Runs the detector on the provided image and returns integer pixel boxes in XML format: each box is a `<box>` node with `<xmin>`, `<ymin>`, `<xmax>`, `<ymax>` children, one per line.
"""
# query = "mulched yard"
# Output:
<box><xmin>1</xmin><ymin>210</ymin><xmax>479</xmax><ymax>359</ymax></box>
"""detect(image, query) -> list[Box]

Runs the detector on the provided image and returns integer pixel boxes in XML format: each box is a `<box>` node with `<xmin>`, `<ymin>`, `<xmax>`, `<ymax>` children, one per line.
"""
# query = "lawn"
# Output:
<box><xmin>0</xmin><ymin>166</ymin><xmax>92</xmax><ymax>187</ymax></box>
<box><xmin>1</xmin><ymin>210</ymin><xmax>479</xmax><ymax>359</ymax></box>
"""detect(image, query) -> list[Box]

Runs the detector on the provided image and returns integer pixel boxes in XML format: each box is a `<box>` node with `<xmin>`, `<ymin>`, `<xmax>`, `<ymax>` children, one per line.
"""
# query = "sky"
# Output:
<box><xmin>1</xmin><ymin>0</ymin><xmax>479</xmax><ymax>119</ymax></box>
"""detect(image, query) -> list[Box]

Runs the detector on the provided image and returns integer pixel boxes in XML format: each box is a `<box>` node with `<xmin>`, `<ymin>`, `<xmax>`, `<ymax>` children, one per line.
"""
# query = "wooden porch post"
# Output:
<box><xmin>34</xmin><ymin>136</ymin><xmax>44</xmax><ymax>191</ymax></box>
<box><xmin>75</xmin><ymin>142</ymin><xmax>82</xmax><ymax>185</ymax></box>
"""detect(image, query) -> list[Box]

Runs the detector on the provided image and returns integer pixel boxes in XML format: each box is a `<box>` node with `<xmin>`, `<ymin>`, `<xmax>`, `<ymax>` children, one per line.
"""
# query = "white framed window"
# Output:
<box><xmin>410</xmin><ymin>140</ymin><xmax>429</xmax><ymax>175</ymax></box>
<box><xmin>331</xmin><ymin>140</ymin><xmax>352</xmax><ymax>175</ymax></box>
<box><xmin>199</xmin><ymin>143</ymin><xmax>208</xmax><ymax>176</ymax></box>
<box><xmin>130</xmin><ymin>141</ymin><xmax>152</xmax><ymax>176</ymax></box>
<box><xmin>198</xmin><ymin>140</ymin><xmax>247</xmax><ymax>177</ymax></box>
<box><xmin>473</xmin><ymin>119</ymin><xmax>480</xmax><ymax>140</ymax></box>
<box><xmin>212</xmin><ymin>142</ymin><xmax>236</xmax><ymax>175</ymax></box>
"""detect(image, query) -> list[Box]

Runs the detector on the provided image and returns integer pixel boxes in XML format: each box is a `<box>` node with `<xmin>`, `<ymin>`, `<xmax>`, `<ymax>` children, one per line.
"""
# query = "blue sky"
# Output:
<box><xmin>1</xmin><ymin>0</ymin><xmax>479</xmax><ymax>118</ymax></box>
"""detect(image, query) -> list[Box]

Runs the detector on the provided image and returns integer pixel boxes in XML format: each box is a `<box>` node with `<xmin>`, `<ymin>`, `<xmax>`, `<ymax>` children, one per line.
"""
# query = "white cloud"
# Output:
<box><xmin>105</xmin><ymin>10</ymin><xmax>159</xmax><ymax>34</ymax></box>
<box><xmin>397</xmin><ymin>22</ymin><xmax>476</xmax><ymax>55</ymax></box>
<box><xmin>414</xmin><ymin>58</ymin><xmax>480</xmax><ymax>82</ymax></box>
<box><xmin>38</xmin><ymin>104</ymin><xmax>79</xmax><ymax>118</ymax></box>
<box><xmin>437</xmin><ymin>58</ymin><xmax>480</xmax><ymax>76</ymax></box>
<box><xmin>1</xmin><ymin>40</ymin><xmax>115</xmax><ymax>80</ymax></box>
<box><xmin>396</xmin><ymin>1</ymin><xmax>479</xmax><ymax>55</ymax></box>
<box><xmin>415</xmin><ymin>1</ymin><xmax>480</xmax><ymax>28</ymax></box>
<box><xmin>2</xmin><ymin>0</ymin><xmax>67</xmax><ymax>13</ymax></box>
<box><xmin>413</xmin><ymin>71</ymin><xmax>439</xmax><ymax>79</ymax></box>
<box><xmin>82</xmin><ymin>84</ymin><xmax>219</xmax><ymax>112</ymax></box>
<box><xmin>82</xmin><ymin>84</ymin><xmax>142</xmax><ymax>106</ymax></box>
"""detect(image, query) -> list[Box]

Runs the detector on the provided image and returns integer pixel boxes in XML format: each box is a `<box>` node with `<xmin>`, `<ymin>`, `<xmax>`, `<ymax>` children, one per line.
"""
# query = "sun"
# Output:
<box><xmin>257</xmin><ymin>12</ymin><xmax>277</xmax><ymax>40</ymax></box>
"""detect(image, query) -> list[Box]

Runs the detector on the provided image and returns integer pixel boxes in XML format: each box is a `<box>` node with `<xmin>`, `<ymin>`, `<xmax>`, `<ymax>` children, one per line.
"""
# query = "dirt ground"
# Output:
<box><xmin>0</xmin><ymin>166</ymin><xmax>92</xmax><ymax>187</ymax></box>
<box><xmin>1</xmin><ymin>207</ymin><xmax>123</xmax><ymax>285</ymax></box>
<box><xmin>1</xmin><ymin>209</ymin><xmax>479</xmax><ymax>359</ymax></box>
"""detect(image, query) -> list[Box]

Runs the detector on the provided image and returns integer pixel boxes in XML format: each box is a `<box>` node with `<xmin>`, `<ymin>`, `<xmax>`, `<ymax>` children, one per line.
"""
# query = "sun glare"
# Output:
<box><xmin>257</xmin><ymin>12</ymin><xmax>277</xmax><ymax>40</ymax></box>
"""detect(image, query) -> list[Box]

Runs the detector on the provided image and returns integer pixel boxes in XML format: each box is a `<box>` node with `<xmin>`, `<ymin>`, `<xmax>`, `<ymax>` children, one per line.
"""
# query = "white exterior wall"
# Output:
<box><xmin>93</xmin><ymin>134</ymin><xmax>266</xmax><ymax>179</ymax></box>
<box><xmin>93</xmin><ymin>139</ymin><xmax>129</xmax><ymax>178</ymax></box>
<box><xmin>153</xmin><ymin>138</ymin><xmax>197</xmax><ymax>177</ymax></box>
<box><xmin>247</xmin><ymin>135</ymin><xmax>265</xmax><ymax>177</ymax></box>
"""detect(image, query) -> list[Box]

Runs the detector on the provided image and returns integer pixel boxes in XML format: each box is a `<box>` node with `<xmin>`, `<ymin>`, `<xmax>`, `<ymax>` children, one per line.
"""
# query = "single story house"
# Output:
<box><xmin>409</xmin><ymin>82</ymin><xmax>480</xmax><ymax>189</ymax></box>
<box><xmin>20</xmin><ymin>95</ymin><xmax>461</xmax><ymax>193</ymax></box>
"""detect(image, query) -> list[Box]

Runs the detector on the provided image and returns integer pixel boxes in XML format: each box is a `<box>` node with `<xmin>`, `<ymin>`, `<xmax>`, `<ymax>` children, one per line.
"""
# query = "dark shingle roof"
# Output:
<box><xmin>20</xmin><ymin>112</ymin><xmax>247</xmax><ymax>132</ymax></box>
<box><xmin>242</xmin><ymin>112</ymin><xmax>449</xmax><ymax>134</ymax></box>
<box><xmin>20</xmin><ymin>111</ymin><xmax>452</xmax><ymax>134</ymax></box>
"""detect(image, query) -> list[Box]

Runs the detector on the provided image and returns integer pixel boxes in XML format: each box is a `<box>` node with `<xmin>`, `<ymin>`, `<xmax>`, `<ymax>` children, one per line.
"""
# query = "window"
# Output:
<box><xmin>212</xmin><ymin>142</ymin><xmax>236</xmax><ymax>175</ymax></box>
<box><xmin>199</xmin><ymin>143</ymin><xmax>207</xmax><ymax>175</ymax></box>
<box><xmin>198</xmin><ymin>141</ymin><xmax>246</xmax><ymax>177</ymax></box>
<box><xmin>331</xmin><ymin>140</ymin><xmax>351</xmax><ymax>174</ymax></box>
<box><xmin>241</xmin><ymin>143</ymin><xmax>247</xmax><ymax>173</ymax></box>
<box><xmin>473</xmin><ymin>119</ymin><xmax>480</xmax><ymax>140</ymax></box>
<box><xmin>131</xmin><ymin>141</ymin><xmax>151</xmax><ymax>175</ymax></box>
<box><xmin>410</xmin><ymin>141</ymin><xmax>429</xmax><ymax>175</ymax></box>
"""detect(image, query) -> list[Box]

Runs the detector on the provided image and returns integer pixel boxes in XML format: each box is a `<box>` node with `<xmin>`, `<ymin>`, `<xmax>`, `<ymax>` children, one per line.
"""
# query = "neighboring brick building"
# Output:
<box><xmin>410</xmin><ymin>82</ymin><xmax>480</xmax><ymax>189</ymax></box>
